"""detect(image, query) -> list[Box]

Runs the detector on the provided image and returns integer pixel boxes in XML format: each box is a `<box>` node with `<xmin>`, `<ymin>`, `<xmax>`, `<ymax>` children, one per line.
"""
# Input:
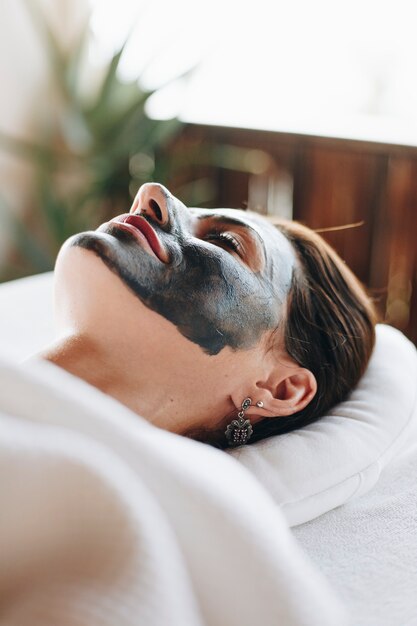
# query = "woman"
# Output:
<box><xmin>39</xmin><ymin>183</ymin><xmax>377</xmax><ymax>449</ymax></box>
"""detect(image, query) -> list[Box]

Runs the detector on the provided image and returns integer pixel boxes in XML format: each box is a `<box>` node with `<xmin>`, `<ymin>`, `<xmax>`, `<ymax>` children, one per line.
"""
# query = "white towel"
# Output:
<box><xmin>0</xmin><ymin>355</ymin><xmax>348</xmax><ymax>626</ymax></box>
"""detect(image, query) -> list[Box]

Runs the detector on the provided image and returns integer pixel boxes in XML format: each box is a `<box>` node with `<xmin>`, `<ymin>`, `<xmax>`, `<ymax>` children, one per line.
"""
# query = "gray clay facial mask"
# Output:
<box><xmin>65</xmin><ymin>190</ymin><xmax>296</xmax><ymax>355</ymax></box>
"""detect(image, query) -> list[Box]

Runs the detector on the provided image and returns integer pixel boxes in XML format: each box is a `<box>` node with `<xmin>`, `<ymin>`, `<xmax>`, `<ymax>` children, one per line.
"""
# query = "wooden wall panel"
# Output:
<box><xmin>293</xmin><ymin>146</ymin><xmax>381</xmax><ymax>283</ymax></box>
<box><xmin>382</xmin><ymin>158</ymin><xmax>417</xmax><ymax>340</ymax></box>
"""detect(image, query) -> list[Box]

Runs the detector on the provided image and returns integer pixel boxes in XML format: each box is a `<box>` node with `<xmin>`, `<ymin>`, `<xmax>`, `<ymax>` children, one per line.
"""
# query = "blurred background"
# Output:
<box><xmin>0</xmin><ymin>0</ymin><xmax>416</xmax><ymax>344</ymax></box>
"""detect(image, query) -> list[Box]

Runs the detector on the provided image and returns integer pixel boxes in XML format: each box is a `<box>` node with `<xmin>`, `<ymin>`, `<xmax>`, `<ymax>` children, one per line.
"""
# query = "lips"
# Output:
<box><xmin>111</xmin><ymin>214</ymin><xmax>169</xmax><ymax>263</ymax></box>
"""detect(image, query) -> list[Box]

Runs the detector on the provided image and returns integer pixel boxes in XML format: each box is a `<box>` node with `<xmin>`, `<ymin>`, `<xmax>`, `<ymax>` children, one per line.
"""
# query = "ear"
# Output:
<box><xmin>246</xmin><ymin>368</ymin><xmax>317</xmax><ymax>418</ymax></box>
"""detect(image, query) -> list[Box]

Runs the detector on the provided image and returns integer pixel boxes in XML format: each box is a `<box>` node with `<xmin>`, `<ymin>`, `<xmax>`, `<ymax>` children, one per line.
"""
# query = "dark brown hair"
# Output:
<box><xmin>249</xmin><ymin>219</ymin><xmax>378</xmax><ymax>445</ymax></box>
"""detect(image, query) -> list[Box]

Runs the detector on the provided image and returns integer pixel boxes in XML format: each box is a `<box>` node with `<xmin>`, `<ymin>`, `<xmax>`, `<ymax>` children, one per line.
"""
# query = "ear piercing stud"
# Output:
<box><xmin>256</xmin><ymin>401</ymin><xmax>264</xmax><ymax>408</ymax></box>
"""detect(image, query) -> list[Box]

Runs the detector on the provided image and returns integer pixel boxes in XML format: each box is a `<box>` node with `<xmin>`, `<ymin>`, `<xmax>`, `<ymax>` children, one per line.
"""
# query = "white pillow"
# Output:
<box><xmin>1</xmin><ymin>273</ymin><xmax>416</xmax><ymax>526</ymax></box>
<box><xmin>227</xmin><ymin>324</ymin><xmax>417</xmax><ymax>526</ymax></box>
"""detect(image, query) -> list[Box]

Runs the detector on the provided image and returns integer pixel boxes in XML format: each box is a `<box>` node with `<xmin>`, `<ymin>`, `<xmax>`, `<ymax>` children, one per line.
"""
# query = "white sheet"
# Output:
<box><xmin>293</xmin><ymin>436</ymin><xmax>417</xmax><ymax>626</ymax></box>
<box><xmin>0</xmin><ymin>354</ymin><xmax>347</xmax><ymax>626</ymax></box>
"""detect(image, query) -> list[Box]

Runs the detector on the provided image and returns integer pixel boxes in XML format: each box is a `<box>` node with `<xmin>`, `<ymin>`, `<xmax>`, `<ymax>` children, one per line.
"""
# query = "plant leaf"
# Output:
<box><xmin>0</xmin><ymin>195</ymin><xmax>53</xmax><ymax>271</ymax></box>
<box><xmin>0</xmin><ymin>131</ymin><xmax>54</xmax><ymax>164</ymax></box>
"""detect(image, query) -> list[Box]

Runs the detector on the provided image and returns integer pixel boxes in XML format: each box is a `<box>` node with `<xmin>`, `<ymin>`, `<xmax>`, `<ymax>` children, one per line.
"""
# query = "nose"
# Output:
<box><xmin>130</xmin><ymin>183</ymin><xmax>171</xmax><ymax>228</ymax></box>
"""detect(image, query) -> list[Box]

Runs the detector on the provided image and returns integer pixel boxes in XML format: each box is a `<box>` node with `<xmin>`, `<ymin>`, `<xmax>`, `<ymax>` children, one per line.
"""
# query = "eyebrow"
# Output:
<box><xmin>195</xmin><ymin>213</ymin><xmax>266</xmax><ymax>259</ymax></box>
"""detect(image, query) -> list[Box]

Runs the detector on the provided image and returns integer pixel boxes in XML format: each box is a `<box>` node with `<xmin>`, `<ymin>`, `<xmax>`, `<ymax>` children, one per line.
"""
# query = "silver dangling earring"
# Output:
<box><xmin>225</xmin><ymin>397</ymin><xmax>254</xmax><ymax>447</ymax></box>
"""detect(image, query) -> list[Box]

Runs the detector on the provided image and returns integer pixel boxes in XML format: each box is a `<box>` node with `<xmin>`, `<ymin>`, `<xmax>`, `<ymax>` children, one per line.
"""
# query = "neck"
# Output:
<box><xmin>36</xmin><ymin>332</ymin><xmax>190</xmax><ymax>434</ymax></box>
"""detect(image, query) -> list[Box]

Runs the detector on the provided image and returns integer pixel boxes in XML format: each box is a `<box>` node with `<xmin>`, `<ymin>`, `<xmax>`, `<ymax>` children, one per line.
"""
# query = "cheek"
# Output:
<box><xmin>175</xmin><ymin>253</ymin><xmax>281</xmax><ymax>351</ymax></box>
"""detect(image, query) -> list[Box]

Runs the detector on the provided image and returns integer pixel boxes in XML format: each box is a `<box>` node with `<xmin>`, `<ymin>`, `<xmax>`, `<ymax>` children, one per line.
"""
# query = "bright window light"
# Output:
<box><xmin>89</xmin><ymin>0</ymin><xmax>417</xmax><ymax>144</ymax></box>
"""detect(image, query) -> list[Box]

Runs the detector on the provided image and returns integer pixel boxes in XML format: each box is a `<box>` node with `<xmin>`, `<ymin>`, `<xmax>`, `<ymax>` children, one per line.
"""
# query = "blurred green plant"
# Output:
<box><xmin>0</xmin><ymin>0</ymin><xmax>186</xmax><ymax>281</ymax></box>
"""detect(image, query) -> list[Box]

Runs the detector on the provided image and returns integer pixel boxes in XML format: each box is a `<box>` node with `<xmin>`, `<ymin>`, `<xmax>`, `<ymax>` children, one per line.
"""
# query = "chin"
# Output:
<box><xmin>53</xmin><ymin>237</ymin><xmax>124</xmax><ymax>333</ymax></box>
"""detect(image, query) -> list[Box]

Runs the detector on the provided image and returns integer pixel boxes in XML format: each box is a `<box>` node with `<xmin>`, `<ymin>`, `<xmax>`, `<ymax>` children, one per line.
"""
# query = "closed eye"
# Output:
<box><xmin>203</xmin><ymin>231</ymin><xmax>242</xmax><ymax>254</ymax></box>
<box><xmin>192</xmin><ymin>212</ymin><xmax>265</xmax><ymax>271</ymax></box>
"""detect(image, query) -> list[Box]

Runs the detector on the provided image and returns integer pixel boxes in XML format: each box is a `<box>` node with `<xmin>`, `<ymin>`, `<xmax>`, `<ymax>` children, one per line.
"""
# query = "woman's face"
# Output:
<box><xmin>64</xmin><ymin>183</ymin><xmax>296</xmax><ymax>356</ymax></box>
